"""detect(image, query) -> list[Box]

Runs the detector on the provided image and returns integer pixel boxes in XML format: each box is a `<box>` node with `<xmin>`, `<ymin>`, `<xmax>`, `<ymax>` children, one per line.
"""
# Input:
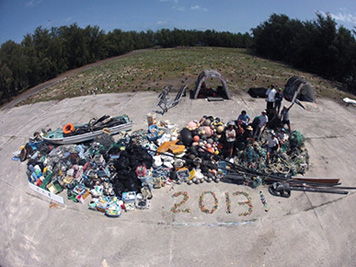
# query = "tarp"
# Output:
<box><xmin>193</xmin><ymin>69</ymin><xmax>231</xmax><ymax>99</ymax></box>
<box><xmin>284</xmin><ymin>76</ymin><xmax>314</xmax><ymax>102</ymax></box>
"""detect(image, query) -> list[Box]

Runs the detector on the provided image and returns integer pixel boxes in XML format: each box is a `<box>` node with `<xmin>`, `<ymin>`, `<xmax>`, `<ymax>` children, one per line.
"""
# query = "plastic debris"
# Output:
<box><xmin>16</xmin><ymin>113</ymin><xmax>315</xmax><ymax>217</ymax></box>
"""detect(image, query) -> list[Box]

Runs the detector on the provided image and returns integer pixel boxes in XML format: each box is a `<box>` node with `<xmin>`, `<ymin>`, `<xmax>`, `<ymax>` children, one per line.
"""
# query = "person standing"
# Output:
<box><xmin>225</xmin><ymin>121</ymin><xmax>237</xmax><ymax>158</ymax></box>
<box><xmin>253</xmin><ymin>110</ymin><xmax>269</xmax><ymax>144</ymax></box>
<box><xmin>266</xmin><ymin>132</ymin><xmax>280</xmax><ymax>163</ymax></box>
<box><xmin>275</xmin><ymin>88</ymin><xmax>283</xmax><ymax>115</ymax></box>
<box><xmin>281</xmin><ymin>103</ymin><xmax>294</xmax><ymax>133</ymax></box>
<box><xmin>265</xmin><ymin>84</ymin><xmax>276</xmax><ymax>113</ymax></box>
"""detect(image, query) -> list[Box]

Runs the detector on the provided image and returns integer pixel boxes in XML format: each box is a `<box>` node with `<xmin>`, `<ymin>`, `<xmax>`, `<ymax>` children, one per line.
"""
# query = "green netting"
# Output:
<box><xmin>289</xmin><ymin>131</ymin><xmax>305</xmax><ymax>148</ymax></box>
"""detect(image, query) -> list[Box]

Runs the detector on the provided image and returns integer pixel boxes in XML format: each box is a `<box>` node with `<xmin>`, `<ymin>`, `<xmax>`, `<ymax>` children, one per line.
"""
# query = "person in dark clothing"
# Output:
<box><xmin>275</xmin><ymin>88</ymin><xmax>283</xmax><ymax>115</ymax></box>
<box><xmin>281</xmin><ymin>103</ymin><xmax>294</xmax><ymax>132</ymax></box>
<box><xmin>242</xmin><ymin>125</ymin><xmax>254</xmax><ymax>144</ymax></box>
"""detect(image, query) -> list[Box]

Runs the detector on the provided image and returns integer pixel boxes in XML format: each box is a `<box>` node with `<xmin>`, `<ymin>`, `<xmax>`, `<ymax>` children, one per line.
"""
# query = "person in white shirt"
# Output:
<box><xmin>225</xmin><ymin>121</ymin><xmax>236</xmax><ymax>158</ymax></box>
<box><xmin>278</xmin><ymin>128</ymin><xmax>288</xmax><ymax>145</ymax></box>
<box><xmin>267</xmin><ymin>132</ymin><xmax>280</xmax><ymax>163</ymax></box>
<box><xmin>266</xmin><ymin>84</ymin><xmax>276</xmax><ymax>114</ymax></box>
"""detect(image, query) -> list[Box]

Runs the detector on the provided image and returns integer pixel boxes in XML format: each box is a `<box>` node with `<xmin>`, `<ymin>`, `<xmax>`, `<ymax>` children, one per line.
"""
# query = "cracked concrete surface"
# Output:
<box><xmin>0</xmin><ymin>91</ymin><xmax>356</xmax><ymax>267</ymax></box>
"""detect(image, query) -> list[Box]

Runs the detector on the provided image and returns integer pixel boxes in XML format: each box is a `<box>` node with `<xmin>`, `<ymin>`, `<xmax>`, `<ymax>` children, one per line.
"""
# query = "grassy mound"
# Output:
<box><xmin>22</xmin><ymin>47</ymin><xmax>347</xmax><ymax>105</ymax></box>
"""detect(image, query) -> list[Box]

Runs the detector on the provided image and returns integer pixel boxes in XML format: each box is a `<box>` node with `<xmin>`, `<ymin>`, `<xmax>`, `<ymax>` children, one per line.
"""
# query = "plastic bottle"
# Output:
<box><xmin>171</xmin><ymin>131</ymin><xmax>178</xmax><ymax>141</ymax></box>
<box><xmin>28</xmin><ymin>165</ymin><xmax>35</xmax><ymax>173</ymax></box>
<box><xmin>34</xmin><ymin>165</ymin><xmax>42</xmax><ymax>178</ymax></box>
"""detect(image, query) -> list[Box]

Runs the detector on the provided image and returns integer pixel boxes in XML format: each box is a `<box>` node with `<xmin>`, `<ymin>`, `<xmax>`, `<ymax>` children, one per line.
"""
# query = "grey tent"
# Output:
<box><xmin>284</xmin><ymin>76</ymin><xmax>315</xmax><ymax>103</ymax></box>
<box><xmin>193</xmin><ymin>69</ymin><xmax>231</xmax><ymax>99</ymax></box>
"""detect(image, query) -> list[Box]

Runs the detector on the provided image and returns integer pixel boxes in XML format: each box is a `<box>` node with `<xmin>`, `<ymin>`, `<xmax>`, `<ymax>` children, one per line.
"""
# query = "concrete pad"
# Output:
<box><xmin>1</xmin><ymin>91</ymin><xmax>356</xmax><ymax>267</ymax></box>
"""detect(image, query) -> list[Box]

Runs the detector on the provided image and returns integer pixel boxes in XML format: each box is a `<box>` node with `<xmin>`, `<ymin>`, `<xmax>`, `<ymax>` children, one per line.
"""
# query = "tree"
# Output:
<box><xmin>251</xmin><ymin>12</ymin><xmax>356</xmax><ymax>93</ymax></box>
<box><xmin>252</xmin><ymin>13</ymin><xmax>293</xmax><ymax>60</ymax></box>
<box><xmin>59</xmin><ymin>24</ymin><xmax>91</xmax><ymax>69</ymax></box>
<box><xmin>0</xmin><ymin>41</ymin><xmax>28</xmax><ymax>97</ymax></box>
<box><xmin>0</xmin><ymin>60</ymin><xmax>14</xmax><ymax>101</ymax></box>
<box><xmin>21</xmin><ymin>34</ymin><xmax>40</xmax><ymax>87</ymax></box>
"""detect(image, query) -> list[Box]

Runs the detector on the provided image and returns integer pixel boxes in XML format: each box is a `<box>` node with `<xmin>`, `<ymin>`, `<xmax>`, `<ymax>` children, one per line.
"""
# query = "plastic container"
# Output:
<box><xmin>176</xmin><ymin>168</ymin><xmax>190</xmax><ymax>182</ymax></box>
<box><xmin>147</xmin><ymin>113</ymin><xmax>157</xmax><ymax>126</ymax></box>
<box><xmin>217</xmin><ymin>161</ymin><xmax>227</xmax><ymax>175</ymax></box>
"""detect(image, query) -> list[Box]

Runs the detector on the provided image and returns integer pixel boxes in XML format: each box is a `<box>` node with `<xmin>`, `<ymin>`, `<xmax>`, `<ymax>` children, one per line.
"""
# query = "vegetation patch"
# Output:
<box><xmin>21</xmin><ymin>47</ymin><xmax>347</xmax><ymax>105</ymax></box>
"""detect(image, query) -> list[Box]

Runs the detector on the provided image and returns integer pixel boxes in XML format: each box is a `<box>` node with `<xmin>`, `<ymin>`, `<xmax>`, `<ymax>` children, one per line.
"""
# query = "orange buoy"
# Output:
<box><xmin>63</xmin><ymin>123</ymin><xmax>75</xmax><ymax>134</ymax></box>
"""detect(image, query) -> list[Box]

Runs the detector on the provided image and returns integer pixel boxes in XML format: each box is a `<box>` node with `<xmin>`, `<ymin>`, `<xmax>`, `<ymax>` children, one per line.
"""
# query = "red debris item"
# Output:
<box><xmin>135</xmin><ymin>165</ymin><xmax>147</xmax><ymax>177</ymax></box>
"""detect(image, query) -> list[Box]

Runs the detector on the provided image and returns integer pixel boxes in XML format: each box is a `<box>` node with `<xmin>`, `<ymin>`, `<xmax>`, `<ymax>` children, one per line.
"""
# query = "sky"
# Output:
<box><xmin>0</xmin><ymin>0</ymin><xmax>355</xmax><ymax>46</ymax></box>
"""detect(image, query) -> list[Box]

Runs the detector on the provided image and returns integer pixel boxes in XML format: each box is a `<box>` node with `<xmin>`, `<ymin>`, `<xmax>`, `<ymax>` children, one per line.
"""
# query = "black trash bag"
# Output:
<box><xmin>119</xmin><ymin>150</ymin><xmax>129</xmax><ymax>158</ymax></box>
<box><xmin>37</xmin><ymin>142</ymin><xmax>51</xmax><ymax>154</ymax></box>
<box><xmin>124</xmin><ymin>176</ymin><xmax>141</xmax><ymax>192</ymax></box>
<box><xmin>140</xmin><ymin>152</ymin><xmax>153</xmax><ymax>169</ymax></box>
<box><xmin>126</xmin><ymin>144</ymin><xmax>153</xmax><ymax>169</ymax></box>
<box><xmin>130</xmin><ymin>158</ymin><xmax>142</xmax><ymax>170</ymax></box>
<box><xmin>107</xmin><ymin>146</ymin><xmax>121</xmax><ymax>155</ymax></box>
<box><xmin>116</xmin><ymin>169</ymin><xmax>132</xmax><ymax>181</ymax></box>
<box><xmin>114</xmin><ymin>156</ymin><xmax>130</xmax><ymax>171</ymax></box>
<box><xmin>112</xmin><ymin>180</ymin><xmax>126</xmax><ymax>196</ymax></box>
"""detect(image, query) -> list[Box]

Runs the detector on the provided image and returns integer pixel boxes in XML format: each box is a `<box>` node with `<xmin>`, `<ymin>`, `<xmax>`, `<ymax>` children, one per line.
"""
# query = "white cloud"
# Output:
<box><xmin>331</xmin><ymin>12</ymin><xmax>356</xmax><ymax>24</ymax></box>
<box><xmin>171</xmin><ymin>6</ymin><xmax>185</xmax><ymax>11</ymax></box>
<box><xmin>319</xmin><ymin>10</ymin><xmax>356</xmax><ymax>25</ymax></box>
<box><xmin>65</xmin><ymin>17</ymin><xmax>73</xmax><ymax>22</ymax></box>
<box><xmin>156</xmin><ymin>20</ymin><xmax>167</xmax><ymax>25</ymax></box>
<box><xmin>26</xmin><ymin>0</ymin><xmax>42</xmax><ymax>7</ymax></box>
<box><xmin>191</xmin><ymin>5</ymin><xmax>207</xmax><ymax>11</ymax></box>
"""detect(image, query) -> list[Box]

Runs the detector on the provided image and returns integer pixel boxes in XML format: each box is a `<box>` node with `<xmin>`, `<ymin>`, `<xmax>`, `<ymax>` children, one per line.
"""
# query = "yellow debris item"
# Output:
<box><xmin>169</xmin><ymin>144</ymin><xmax>185</xmax><ymax>154</ymax></box>
<box><xmin>63</xmin><ymin>175</ymin><xmax>73</xmax><ymax>185</ymax></box>
<box><xmin>157</xmin><ymin>140</ymin><xmax>179</xmax><ymax>154</ymax></box>
<box><xmin>47</xmin><ymin>182</ymin><xmax>57</xmax><ymax>194</ymax></box>
<box><xmin>189</xmin><ymin>169</ymin><xmax>196</xmax><ymax>180</ymax></box>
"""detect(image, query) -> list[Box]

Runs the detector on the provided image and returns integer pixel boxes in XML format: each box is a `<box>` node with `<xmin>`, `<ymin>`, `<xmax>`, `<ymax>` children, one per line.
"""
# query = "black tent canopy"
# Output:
<box><xmin>284</xmin><ymin>76</ymin><xmax>315</xmax><ymax>103</ymax></box>
<box><xmin>193</xmin><ymin>69</ymin><xmax>231</xmax><ymax>99</ymax></box>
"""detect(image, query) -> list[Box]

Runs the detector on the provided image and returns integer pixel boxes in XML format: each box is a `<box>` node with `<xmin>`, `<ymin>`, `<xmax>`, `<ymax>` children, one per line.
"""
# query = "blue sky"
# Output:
<box><xmin>0</xmin><ymin>0</ymin><xmax>355</xmax><ymax>46</ymax></box>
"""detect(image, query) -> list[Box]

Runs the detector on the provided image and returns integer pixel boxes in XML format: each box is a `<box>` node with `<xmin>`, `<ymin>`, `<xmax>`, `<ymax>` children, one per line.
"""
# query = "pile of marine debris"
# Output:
<box><xmin>17</xmin><ymin>114</ymin><xmax>348</xmax><ymax>218</ymax></box>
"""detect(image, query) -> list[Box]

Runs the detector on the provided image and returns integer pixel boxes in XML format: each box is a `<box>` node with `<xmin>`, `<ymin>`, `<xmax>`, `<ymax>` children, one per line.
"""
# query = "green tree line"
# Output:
<box><xmin>0</xmin><ymin>25</ymin><xmax>252</xmax><ymax>103</ymax></box>
<box><xmin>1</xmin><ymin>13</ymin><xmax>356</xmax><ymax>104</ymax></box>
<box><xmin>251</xmin><ymin>13</ymin><xmax>356</xmax><ymax>93</ymax></box>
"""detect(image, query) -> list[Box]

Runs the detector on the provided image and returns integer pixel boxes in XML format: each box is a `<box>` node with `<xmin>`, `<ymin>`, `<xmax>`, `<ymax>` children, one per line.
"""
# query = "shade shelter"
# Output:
<box><xmin>284</xmin><ymin>76</ymin><xmax>315</xmax><ymax>102</ymax></box>
<box><xmin>193</xmin><ymin>69</ymin><xmax>231</xmax><ymax>99</ymax></box>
